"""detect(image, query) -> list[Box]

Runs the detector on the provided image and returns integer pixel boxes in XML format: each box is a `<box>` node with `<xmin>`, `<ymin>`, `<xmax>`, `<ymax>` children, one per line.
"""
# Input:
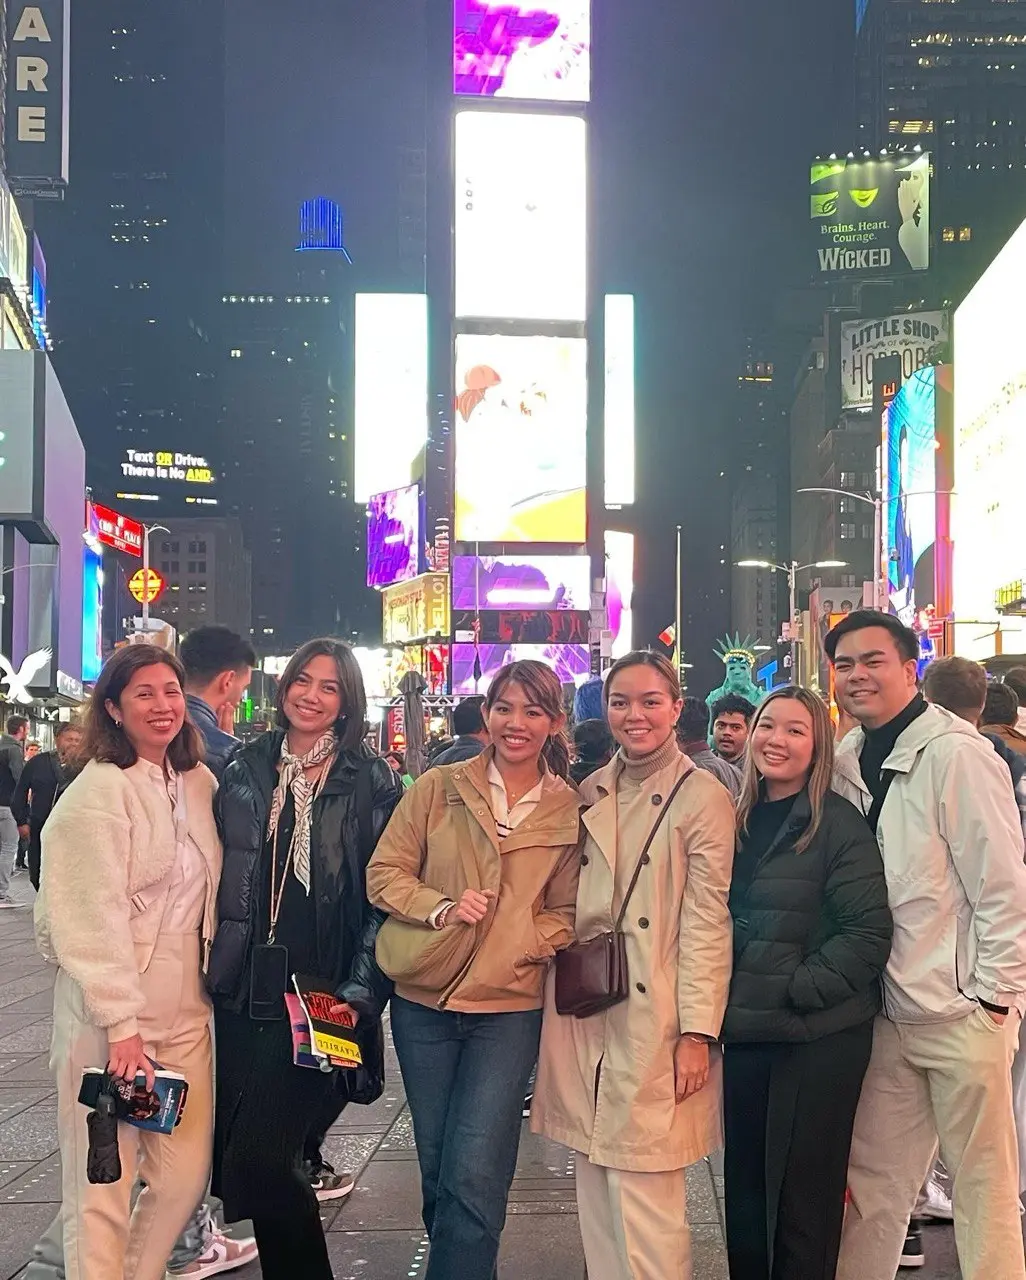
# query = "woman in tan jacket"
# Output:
<box><xmin>532</xmin><ymin>650</ymin><xmax>736</xmax><ymax>1280</ymax></box>
<box><xmin>35</xmin><ymin>644</ymin><xmax>220</xmax><ymax>1280</ymax></box>
<box><xmin>367</xmin><ymin>659</ymin><xmax>582</xmax><ymax>1280</ymax></box>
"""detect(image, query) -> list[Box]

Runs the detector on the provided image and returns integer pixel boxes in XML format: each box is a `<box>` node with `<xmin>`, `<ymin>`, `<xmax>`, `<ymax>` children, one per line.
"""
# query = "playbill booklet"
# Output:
<box><xmin>78</xmin><ymin>1063</ymin><xmax>188</xmax><ymax>1135</ymax></box>
<box><xmin>286</xmin><ymin>974</ymin><xmax>363</xmax><ymax>1072</ymax></box>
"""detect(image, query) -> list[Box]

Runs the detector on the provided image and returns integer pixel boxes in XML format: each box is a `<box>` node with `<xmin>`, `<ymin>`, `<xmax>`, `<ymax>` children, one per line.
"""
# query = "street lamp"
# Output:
<box><xmin>736</xmin><ymin>559</ymin><xmax>848</xmax><ymax>684</ymax></box>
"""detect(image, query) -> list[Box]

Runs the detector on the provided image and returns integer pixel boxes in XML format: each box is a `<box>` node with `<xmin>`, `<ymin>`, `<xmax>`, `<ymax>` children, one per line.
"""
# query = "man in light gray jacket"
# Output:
<box><xmin>827</xmin><ymin>611</ymin><xmax>1026</xmax><ymax>1280</ymax></box>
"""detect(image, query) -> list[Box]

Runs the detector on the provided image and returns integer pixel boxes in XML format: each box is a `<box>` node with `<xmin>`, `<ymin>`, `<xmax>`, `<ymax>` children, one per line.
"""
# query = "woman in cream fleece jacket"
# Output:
<box><xmin>34</xmin><ymin>644</ymin><xmax>221</xmax><ymax>1280</ymax></box>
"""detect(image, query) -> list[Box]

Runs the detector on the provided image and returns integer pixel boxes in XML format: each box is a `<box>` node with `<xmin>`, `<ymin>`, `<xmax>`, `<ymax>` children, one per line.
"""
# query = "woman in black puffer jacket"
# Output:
<box><xmin>722</xmin><ymin>686</ymin><xmax>892</xmax><ymax>1280</ymax></box>
<box><xmin>206</xmin><ymin>639</ymin><xmax>401</xmax><ymax>1280</ymax></box>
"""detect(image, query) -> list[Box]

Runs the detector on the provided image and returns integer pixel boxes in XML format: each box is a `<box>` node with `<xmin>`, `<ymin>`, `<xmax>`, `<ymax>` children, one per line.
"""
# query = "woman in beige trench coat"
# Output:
<box><xmin>532</xmin><ymin>651</ymin><xmax>736</xmax><ymax>1280</ymax></box>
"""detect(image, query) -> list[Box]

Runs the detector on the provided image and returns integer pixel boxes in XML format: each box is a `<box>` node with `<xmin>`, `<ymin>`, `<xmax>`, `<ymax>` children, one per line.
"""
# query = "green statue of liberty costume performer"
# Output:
<box><xmin>705</xmin><ymin>634</ymin><xmax>766</xmax><ymax>718</ymax></box>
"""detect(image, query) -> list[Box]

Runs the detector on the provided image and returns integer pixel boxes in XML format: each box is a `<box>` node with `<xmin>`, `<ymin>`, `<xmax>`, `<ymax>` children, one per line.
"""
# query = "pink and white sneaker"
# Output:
<box><xmin>166</xmin><ymin>1231</ymin><xmax>259</xmax><ymax>1278</ymax></box>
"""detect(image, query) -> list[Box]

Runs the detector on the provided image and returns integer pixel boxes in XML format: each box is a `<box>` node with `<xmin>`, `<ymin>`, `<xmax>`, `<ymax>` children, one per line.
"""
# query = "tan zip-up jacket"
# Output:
<box><xmin>367</xmin><ymin>748</ymin><xmax>583</xmax><ymax>1014</ymax></box>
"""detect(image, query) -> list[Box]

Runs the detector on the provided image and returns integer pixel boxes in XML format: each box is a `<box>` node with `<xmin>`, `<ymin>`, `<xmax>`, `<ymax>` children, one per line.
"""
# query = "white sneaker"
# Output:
<box><xmin>919</xmin><ymin>1176</ymin><xmax>953</xmax><ymax>1222</ymax></box>
<box><xmin>0</xmin><ymin>895</ymin><xmax>17</xmax><ymax>908</ymax></box>
<box><xmin>166</xmin><ymin>1231</ymin><xmax>258</xmax><ymax>1278</ymax></box>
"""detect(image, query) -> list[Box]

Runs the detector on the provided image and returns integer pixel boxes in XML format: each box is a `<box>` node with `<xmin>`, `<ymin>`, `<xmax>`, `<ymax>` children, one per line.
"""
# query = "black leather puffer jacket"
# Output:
<box><xmin>207</xmin><ymin>731</ymin><xmax>402</xmax><ymax>1098</ymax></box>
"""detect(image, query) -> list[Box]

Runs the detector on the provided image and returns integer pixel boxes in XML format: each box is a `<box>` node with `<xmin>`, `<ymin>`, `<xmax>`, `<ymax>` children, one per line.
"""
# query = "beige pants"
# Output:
<box><xmin>837</xmin><ymin>1011</ymin><xmax>1024</xmax><ymax>1280</ymax></box>
<box><xmin>575</xmin><ymin>1155</ymin><xmax>690</xmax><ymax>1280</ymax></box>
<box><xmin>52</xmin><ymin>933</ymin><xmax>213</xmax><ymax>1280</ymax></box>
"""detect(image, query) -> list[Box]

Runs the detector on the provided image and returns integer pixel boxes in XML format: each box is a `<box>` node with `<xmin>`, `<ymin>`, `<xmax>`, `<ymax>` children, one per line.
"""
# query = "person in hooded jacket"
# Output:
<box><xmin>206</xmin><ymin>639</ymin><xmax>402</xmax><ymax>1280</ymax></box>
<box><xmin>721</xmin><ymin>686</ymin><xmax>892</xmax><ymax>1280</ymax></box>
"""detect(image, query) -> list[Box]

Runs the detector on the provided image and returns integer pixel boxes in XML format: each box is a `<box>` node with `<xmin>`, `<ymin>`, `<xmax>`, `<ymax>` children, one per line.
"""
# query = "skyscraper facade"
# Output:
<box><xmin>855</xmin><ymin>0</ymin><xmax>1026</xmax><ymax>294</ymax></box>
<box><xmin>35</xmin><ymin>1</ymin><xmax>225</xmax><ymax>509</ymax></box>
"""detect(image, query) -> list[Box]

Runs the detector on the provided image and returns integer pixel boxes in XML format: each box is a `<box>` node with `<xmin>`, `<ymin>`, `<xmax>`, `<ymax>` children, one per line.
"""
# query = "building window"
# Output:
<box><xmin>942</xmin><ymin>226</ymin><xmax>956</xmax><ymax>243</ymax></box>
<box><xmin>840</xmin><ymin>524</ymin><xmax>856</xmax><ymax>540</ymax></box>
<box><xmin>841</xmin><ymin>574</ymin><xmax>859</xmax><ymax>588</ymax></box>
<box><xmin>840</xmin><ymin>472</ymin><xmax>855</xmax><ymax>489</ymax></box>
<box><xmin>959</xmin><ymin>226</ymin><xmax>972</xmax><ymax>242</ymax></box>
<box><xmin>861</xmin><ymin>524</ymin><xmax>874</xmax><ymax>540</ymax></box>
<box><xmin>187</xmin><ymin>561</ymin><xmax>196</xmax><ymax>574</ymax></box>
<box><xmin>198</xmin><ymin>562</ymin><xmax>207</xmax><ymax>574</ymax></box>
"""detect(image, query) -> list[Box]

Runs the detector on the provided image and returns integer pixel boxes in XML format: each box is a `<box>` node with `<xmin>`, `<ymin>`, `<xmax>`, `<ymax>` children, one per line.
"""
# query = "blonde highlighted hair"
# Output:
<box><xmin>735</xmin><ymin>686</ymin><xmax>835</xmax><ymax>855</ymax></box>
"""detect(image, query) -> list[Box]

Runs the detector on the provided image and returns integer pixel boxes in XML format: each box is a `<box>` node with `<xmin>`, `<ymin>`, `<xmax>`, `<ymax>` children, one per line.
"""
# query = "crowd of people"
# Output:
<box><xmin>2</xmin><ymin>608</ymin><xmax>1025</xmax><ymax>1279</ymax></box>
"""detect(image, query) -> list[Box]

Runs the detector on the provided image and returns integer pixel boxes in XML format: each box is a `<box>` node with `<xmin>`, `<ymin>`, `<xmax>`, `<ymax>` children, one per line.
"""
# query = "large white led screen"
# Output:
<box><xmin>453</xmin><ymin>0</ymin><xmax>591</xmax><ymax>103</ymax></box>
<box><xmin>953</xmin><ymin>215</ymin><xmax>1026</xmax><ymax>659</ymax></box>
<box><xmin>604</xmin><ymin>530</ymin><xmax>634</xmax><ymax>659</ymax></box>
<box><xmin>455</xmin><ymin>333</ymin><xmax>587</xmax><ymax>542</ymax></box>
<box><xmin>455</xmin><ymin>112</ymin><xmax>586</xmax><ymax>322</ymax></box>
<box><xmin>605</xmin><ymin>295</ymin><xmax>635</xmax><ymax>506</ymax></box>
<box><xmin>354</xmin><ymin>294</ymin><xmax>428</xmax><ymax>503</ymax></box>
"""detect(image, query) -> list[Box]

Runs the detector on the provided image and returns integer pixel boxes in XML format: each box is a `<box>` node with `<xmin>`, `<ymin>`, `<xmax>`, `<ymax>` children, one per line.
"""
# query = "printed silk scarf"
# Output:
<box><xmin>267</xmin><ymin>731</ymin><xmax>338</xmax><ymax>895</ymax></box>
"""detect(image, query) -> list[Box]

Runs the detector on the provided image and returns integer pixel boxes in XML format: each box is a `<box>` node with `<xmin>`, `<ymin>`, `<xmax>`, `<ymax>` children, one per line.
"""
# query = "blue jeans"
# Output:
<box><xmin>391</xmin><ymin>997</ymin><xmax>541</xmax><ymax>1280</ymax></box>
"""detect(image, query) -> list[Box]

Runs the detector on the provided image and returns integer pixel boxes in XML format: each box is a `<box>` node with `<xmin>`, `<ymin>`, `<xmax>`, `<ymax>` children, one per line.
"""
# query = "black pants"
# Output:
<box><xmin>723</xmin><ymin>1021</ymin><xmax>874</xmax><ymax>1280</ymax></box>
<box><xmin>28</xmin><ymin>835</ymin><xmax>42</xmax><ymax>890</ymax></box>
<box><xmin>252</xmin><ymin>1205</ymin><xmax>332</xmax><ymax>1277</ymax></box>
<box><xmin>213</xmin><ymin>1008</ymin><xmax>339</xmax><ymax>1280</ymax></box>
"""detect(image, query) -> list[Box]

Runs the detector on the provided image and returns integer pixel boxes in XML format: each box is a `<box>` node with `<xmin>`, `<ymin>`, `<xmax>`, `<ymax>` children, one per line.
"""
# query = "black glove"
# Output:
<box><xmin>86</xmin><ymin>1092</ymin><xmax>122</xmax><ymax>1184</ymax></box>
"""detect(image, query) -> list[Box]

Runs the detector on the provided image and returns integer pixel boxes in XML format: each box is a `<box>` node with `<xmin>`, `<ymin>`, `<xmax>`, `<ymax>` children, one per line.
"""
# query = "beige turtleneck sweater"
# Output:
<box><xmin>616</xmin><ymin>735</ymin><xmax>683</xmax><ymax>824</ymax></box>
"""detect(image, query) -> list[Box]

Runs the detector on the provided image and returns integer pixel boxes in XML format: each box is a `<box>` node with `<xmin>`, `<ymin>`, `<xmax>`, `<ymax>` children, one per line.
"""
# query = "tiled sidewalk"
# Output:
<box><xmin>0</xmin><ymin>876</ymin><xmax>962</xmax><ymax>1278</ymax></box>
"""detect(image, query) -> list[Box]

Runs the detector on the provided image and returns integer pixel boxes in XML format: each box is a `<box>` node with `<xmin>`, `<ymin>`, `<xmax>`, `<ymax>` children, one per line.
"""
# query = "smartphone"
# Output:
<box><xmin>249</xmin><ymin>944</ymin><xmax>289</xmax><ymax>1021</ymax></box>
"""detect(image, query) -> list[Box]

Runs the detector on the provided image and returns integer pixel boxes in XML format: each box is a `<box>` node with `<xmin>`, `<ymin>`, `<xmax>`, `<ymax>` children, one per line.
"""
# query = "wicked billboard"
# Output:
<box><xmin>810</xmin><ymin>153</ymin><xmax>930</xmax><ymax>278</ymax></box>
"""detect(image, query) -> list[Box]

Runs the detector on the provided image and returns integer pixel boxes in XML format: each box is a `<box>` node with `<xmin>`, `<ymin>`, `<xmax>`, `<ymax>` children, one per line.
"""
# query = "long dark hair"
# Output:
<box><xmin>603</xmin><ymin>650</ymin><xmax>682</xmax><ymax>705</ymax></box>
<box><xmin>484</xmin><ymin>660</ymin><xmax>571</xmax><ymax>781</ymax></box>
<box><xmin>81</xmin><ymin>644</ymin><xmax>204</xmax><ymax>772</ymax></box>
<box><xmin>275</xmin><ymin>638</ymin><xmax>367</xmax><ymax>753</ymax></box>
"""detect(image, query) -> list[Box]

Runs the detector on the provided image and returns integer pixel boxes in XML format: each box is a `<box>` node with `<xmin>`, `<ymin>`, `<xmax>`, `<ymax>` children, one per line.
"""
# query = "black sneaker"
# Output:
<box><xmin>522</xmin><ymin>1092</ymin><xmax>533</xmax><ymax>1119</ymax></box>
<box><xmin>305</xmin><ymin>1158</ymin><xmax>355</xmax><ymax>1202</ymax></box>
<box><xmin>899</xmin><ymin>1224</ymin><xmax>925</xmax><ymax>1269</ymax></box>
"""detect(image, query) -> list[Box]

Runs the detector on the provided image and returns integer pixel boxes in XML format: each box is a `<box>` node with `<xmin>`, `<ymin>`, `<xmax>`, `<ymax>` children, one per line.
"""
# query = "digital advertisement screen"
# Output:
<box><xmin>604</xmin><ymin>530</ymin><xmax>635</xmax><ymax>660</ymax></box>
<box><xmin>366</xmin><ymin>484</ymin><xmax>421</xmax><ymax>589</ymax></box>
<box><xmin>954</xmin><ymin>215</ymin><xmax>1026</xmax><ymax>659</ymax></box>
<box><xmin>884</xmin><ymin>368</ymin><xmax>936</xmax><ymax>627</ymax></box>
<box><xmin>810</xmin><ymin>152</ymin><xmax>930</xmax><ymax>277</ymax></box>
<box><xmin>451</xmin><ymin>554</ymin><xmax>590</xmax><ymax>610</ymax></box>
<box><xmin>453</xmin><ymin>610</ymin><xmax>589</xmax><ymax>643</ymax></box>
<box><xmin>454</xmin><ymin>333</ymin><xmax>587</xmax><ymax>542</ymax></box>
<box><xmin>605</xmin><ymin>295</ymin><xmax>636</xmax><ymax>506</ymax></box>
<box><xmin>453</xmin><ymin>0</ymin><xmax>591</xmax><ymax>102</ymax></box>
<box><xmin>354</xmin><ymin>294</ymin><xmax>428</xmax><ymax>502</ymax></box>
<box><xmin>451</xmin><ymin>642</ymin><xmax>590</xmax><ymax>694</ymax></box>
<box><xmin>81</xmin><ymin>547</ymin><xmax>103</xmax><ymax>685</ymax></box>
<box><xmin>454</xmin><ymin>111</ymin><xmax>587</xmax><ymax>322</ymax></box>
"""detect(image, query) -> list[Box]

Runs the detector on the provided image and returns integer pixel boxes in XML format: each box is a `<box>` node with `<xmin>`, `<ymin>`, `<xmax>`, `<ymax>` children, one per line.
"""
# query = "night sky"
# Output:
<box><xmin>225</xmin><ymin>0</ymin><xmax>852</xmax><ymax>691</ymax></box>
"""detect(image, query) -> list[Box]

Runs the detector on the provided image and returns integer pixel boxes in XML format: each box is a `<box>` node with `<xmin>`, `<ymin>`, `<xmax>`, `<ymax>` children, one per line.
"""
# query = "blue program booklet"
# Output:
<box><xmin>78</xmin><ymin>1061</ymin><xmax>189</xmax><ymax>1135</ymax></box>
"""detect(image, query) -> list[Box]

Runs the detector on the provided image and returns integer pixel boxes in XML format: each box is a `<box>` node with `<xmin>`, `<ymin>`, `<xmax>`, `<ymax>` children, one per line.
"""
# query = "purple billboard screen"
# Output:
<box><xmin>451</xmin><ymin>555</ymin><xmax>590</xmax><ymax>611</ymax></box>
<box><xmin>366</xmin><ymin>485</ymin><xmax>421</xmax><ymax>589</ymax></box>
<box><xmin>453</xmin><ymin>0</ymin><xmax>591</xmax><ymax>102</ymax></box>
<box><xmin>452</xmin><ymin>642</ymin><xmax>590</xmax><ymax>695</ymax></box>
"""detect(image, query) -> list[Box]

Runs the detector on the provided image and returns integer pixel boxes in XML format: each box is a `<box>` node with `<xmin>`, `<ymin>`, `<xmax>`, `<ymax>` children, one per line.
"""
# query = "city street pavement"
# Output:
<box><xmin>0</xmin><ymin>874</ymin><xmax>963</xmax><ymax>1279</ymax></box>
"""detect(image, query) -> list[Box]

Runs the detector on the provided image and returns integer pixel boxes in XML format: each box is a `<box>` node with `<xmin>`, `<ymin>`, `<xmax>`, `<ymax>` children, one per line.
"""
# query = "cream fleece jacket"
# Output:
<box><xmin>35</xmin><ymin>759</ymin><xmax>221</xmax><ymax>1041</ymax></box>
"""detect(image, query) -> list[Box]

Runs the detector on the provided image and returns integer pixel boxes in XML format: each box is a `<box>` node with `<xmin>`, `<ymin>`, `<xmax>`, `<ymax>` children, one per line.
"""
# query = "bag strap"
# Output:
<box><xmin>613</xmin><ymin>766</ymin><xmax>695</xmax><ymax>932</ymax></box>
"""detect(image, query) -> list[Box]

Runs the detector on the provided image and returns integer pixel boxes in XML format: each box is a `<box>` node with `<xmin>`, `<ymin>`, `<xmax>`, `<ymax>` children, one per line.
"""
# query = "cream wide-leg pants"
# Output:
<box><xmin>575</xmin><ymin>1155</ymin><xmax>691</xmax><ymax>1280</ymax></box>
<box><xmin>51</xmin><ymin>933</ymin><xmax>213</xmax><ymax>1280</ymax></box>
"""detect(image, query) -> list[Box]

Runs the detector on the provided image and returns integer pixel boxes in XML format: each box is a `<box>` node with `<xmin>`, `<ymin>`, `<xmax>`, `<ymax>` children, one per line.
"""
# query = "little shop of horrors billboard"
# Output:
<box><xmin>810</xmin><ymin>153</ymin><xmax>931</xmax><ymax>278</ymax></box>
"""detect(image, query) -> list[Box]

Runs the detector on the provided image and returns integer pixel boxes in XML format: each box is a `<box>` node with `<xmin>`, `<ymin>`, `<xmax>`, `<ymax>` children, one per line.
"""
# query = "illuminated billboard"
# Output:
<box><xmin>366</xmin><ymin>484</ymin><xmax>421</xmax><ymax>589</ymax></box>
<box><xmin>883</xmin><ymin>369</ymin><xmax>936</xmax><ymax>626</ymax></box>
<box><xmin>451</xmin><ymin>553</ymin><xmax>590</xmax><ymax>610</ymax></box>
<box><xmin>454</xmin><ymin>333</ymin><xmax>586</xmax><ymax>542</ymax></box>
<box><xmin>605</xmin><ymin>295</ymin><xmax>635</xmax><ymax>506</ymax></box>
<box><xmin>452</xmin><ymin>642</ymin><xmax>590</xmax><ymax>695</ymax></box>
<box><xmin>120</xmin><ymin>449</ymin><xmax>216</xmax><ymax>487</ymax></box>
<box><xmin>810</xmin><ymin>153</ymin><xmax>930</xmax><ymax>277</ymax></box>
<box><xmin>840</xmin><ymin>310</ymin><xmax>948</xmax><ymax>412</ymax></box>
<box><xmin>454</xmin><ymin>111</ymin><xmax>587</xmax><ymax>322</ymax></box>
<box><xmin>354</xmin><ymin>294</ymin><xmax>428</xmax><ymax>502</ymax></box>
<box><xmin>453</xmin><ymin>0</ymin><xmax>591</xmax><ymax>103</ymax></box>
<box><xmin>954</xmin><ymin>216</ymin><xmax>1026</xmax><ymax>659</ymax></box>
<box><xmin>604</xmin><ymin>530</ymin><xmax>634</xmax><ymax>659</ymax></box>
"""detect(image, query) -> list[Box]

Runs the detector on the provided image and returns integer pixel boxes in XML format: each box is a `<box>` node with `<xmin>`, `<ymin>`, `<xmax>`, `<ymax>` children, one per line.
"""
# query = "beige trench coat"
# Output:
<box><xmin>531</xmin><ymin>752</ymin><xmax>735</xmax><ymax>1173</ymax></box>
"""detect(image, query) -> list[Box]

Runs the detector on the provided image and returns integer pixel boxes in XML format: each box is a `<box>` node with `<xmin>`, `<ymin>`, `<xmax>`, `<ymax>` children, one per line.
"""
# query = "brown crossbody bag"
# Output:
<box><xmin>554</xmin><ymin>767</ymin><xmax>695</xmax><ymax>1019</ymax></box>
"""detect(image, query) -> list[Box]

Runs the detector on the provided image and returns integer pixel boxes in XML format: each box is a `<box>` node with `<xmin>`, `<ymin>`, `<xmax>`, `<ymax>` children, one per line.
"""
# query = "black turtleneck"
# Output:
<box><xmin>859</xmin><ymin>692</ymin><xmax>928</xmax><ymax>832</ymax></box>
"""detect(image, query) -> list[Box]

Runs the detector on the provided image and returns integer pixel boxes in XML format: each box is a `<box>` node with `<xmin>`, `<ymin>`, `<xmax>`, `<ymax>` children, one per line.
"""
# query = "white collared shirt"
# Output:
<box><xmin>486</xmin><ymin>760</ymin><xmax>545</xmax><ymax>840</ymax></box>
<box><xmin>134</xmin><ymin>761</ymin><xmax>206</xmax><ymax>936</ymax></box>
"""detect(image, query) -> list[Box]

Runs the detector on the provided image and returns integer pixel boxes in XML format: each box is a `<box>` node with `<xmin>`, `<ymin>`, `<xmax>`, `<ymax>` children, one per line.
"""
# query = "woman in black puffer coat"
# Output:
<box><xmin>722</xmin><ymin>686</ymin><xmax>892</xmax><ymax>1280</ymax></box>
<box><xmin>206</xmin><ymin>639</ymin><xmax>401</xmax><ymax>1280</ymax></box>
